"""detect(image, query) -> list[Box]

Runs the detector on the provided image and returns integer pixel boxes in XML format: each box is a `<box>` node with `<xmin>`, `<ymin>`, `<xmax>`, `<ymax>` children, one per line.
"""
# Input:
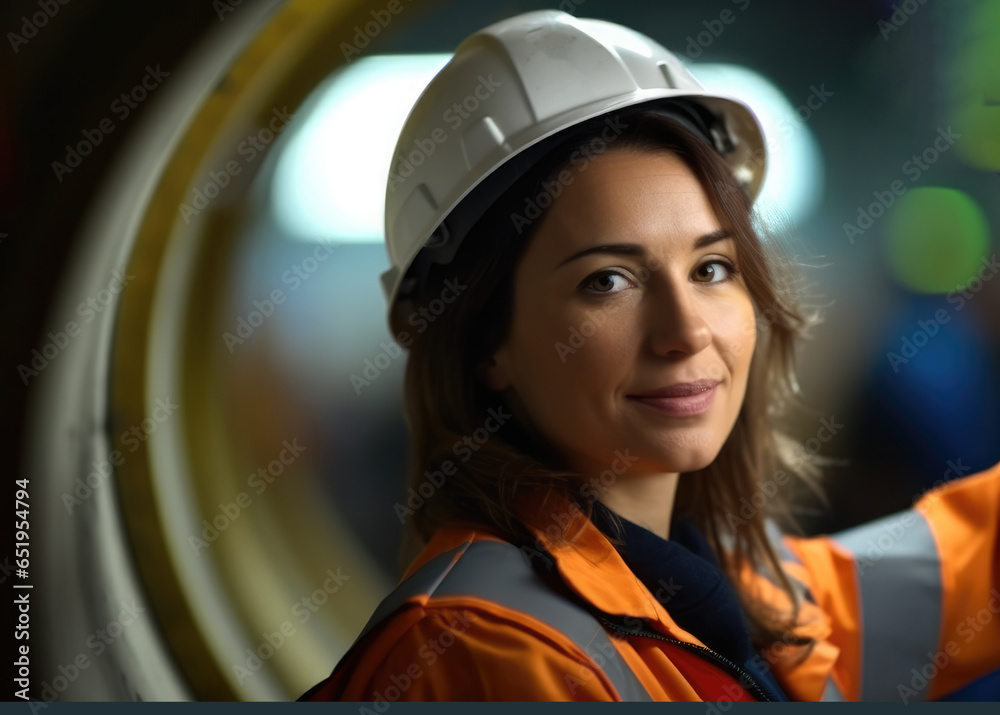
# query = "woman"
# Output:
<box><xmin>301</xmin><ymin>10</ymin><xmax>1000</xmax><ymax>702</ymax></box>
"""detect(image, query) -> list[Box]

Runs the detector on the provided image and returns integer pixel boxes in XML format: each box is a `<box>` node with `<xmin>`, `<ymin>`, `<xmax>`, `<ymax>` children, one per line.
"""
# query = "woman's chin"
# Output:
<box><xmin>615</xmin><ymin>448</ymin><xmax>721</xmax><ymax>476</ymax></box>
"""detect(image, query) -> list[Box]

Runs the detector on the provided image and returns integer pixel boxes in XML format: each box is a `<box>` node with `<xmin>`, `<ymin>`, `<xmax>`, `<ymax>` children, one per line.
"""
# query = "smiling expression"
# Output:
<box><xmin>484</xmin><ymin>148</ymin><xmax>758</xmax><ymax>478</ymax></box>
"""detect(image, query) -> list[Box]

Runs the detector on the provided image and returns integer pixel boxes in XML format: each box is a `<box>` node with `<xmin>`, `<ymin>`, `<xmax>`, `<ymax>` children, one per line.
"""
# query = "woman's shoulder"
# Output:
<box><xmin>327</xmin><ymin>579</ymin><xmax>616</xmax><ymax>701</ymax></box>
<box><xmin>394</xmin><ymin>525</ymin><xmax>573</xmax><ymax>633</ymax></box>
<box><xmin>398</xmin><ymin>522</ymin><xmax>512</xmax><ymax>580</ymax></box>
<box><xmin>329</xmin><ymin>598</ymin><xmax>617</xmax><ymax>701</ymax></box>
<box><xmin>319</xmin><ymin>526</ymin><xmax>619</xmax><ymax>701</ymax></box>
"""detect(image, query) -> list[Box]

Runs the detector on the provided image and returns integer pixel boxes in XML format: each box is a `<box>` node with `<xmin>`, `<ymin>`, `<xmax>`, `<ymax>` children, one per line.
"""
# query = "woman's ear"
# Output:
<box><xmin>480</xmin><ymin>351</ymin><xmax>512</xmax><ymax>392</ymax></box>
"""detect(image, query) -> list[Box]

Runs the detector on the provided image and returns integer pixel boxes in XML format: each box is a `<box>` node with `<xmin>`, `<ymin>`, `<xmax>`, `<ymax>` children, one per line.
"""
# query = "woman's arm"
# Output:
<box><xmin>785</xmin><ymin>459</ymin><xmax>1000</xmax><ymax>701</ymax></box>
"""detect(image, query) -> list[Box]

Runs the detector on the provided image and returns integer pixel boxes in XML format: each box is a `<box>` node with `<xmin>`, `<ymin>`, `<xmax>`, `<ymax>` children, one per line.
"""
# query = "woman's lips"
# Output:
<box><xmin>627</xmin><ymin>383</ymin><xmax>719</xmax><ymax>417</ymax></box>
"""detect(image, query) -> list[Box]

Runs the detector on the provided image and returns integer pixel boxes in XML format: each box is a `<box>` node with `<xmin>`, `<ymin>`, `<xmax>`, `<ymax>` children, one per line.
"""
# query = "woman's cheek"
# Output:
<box><xmin>530</xmin><ymin>297</ymin><xmax>635</xmax><ymax>384</ymax></box>
<box><xmin>724</xmin><ymin>317</ymin><xmax>757</xmax><ymax>377</ymax></box>
<box><xmin>738</xmin><ymin>299</ymin><xmax>758</xmax><ymax>358</ymax></box>
<box><xmin>713</xmin><ymin>295</ymin><xmax>755</xmax><ymax>344</ymax></box>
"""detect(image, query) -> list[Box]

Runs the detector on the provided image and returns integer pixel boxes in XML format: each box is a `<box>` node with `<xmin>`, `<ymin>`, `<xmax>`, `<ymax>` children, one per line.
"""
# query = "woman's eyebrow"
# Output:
<box><xmin>552</xmin><ymin>230</ymin><xmax>733</xmax><ymax>272</ymax></box>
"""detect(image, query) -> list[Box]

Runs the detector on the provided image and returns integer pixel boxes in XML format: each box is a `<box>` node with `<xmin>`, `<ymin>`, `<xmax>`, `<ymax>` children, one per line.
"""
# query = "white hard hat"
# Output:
<box><xmin>380</xmin><ymin>9</ymin><xmax>766</xmax><ymax>328</ymax></box>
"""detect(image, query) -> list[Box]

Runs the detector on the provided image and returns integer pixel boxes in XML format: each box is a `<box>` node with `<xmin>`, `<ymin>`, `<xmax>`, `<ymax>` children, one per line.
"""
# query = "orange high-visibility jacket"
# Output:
<box><xmin>302</xmin><ymin>460</ymin><xmax>1000</xmax><ymax>702</ymax></box>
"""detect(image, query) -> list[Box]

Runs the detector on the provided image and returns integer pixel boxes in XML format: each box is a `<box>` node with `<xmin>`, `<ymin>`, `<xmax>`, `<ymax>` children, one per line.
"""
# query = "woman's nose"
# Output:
<box><xmin>645</xmin><ymin>283</ymin><xmax>713</xmax><ymax>358</ymax></box>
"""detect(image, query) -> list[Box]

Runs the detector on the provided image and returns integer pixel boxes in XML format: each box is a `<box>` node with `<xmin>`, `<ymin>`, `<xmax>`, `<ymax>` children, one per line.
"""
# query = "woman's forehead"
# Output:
<box><xmin>528</xmin><ymin>150</ymin><xmax>724</xmax><ymax>258</ymax></box>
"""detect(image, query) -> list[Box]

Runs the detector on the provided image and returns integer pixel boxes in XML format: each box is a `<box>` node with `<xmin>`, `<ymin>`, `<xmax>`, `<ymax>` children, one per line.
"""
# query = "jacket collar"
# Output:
<box><xmin>406</xmin><ymin>486</ymin><xmax>839</xmax><ymax>701</ymax></box>
<box><xmin>402</xmin><ymin>488</ymin><xmax>684</xmax><ymax>632</ymax></box>
<box><xmin>521</xmin><ymin>488</ymin><xmax>842</xmax><ymax>701</ymax></box>
<box><xmin>516</xmin><ymin>487</ymin><xmax>715</xmax><ymax>646</ymax></box>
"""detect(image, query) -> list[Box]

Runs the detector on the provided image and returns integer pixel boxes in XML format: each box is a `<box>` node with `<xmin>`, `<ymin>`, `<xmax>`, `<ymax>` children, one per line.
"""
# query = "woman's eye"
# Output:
<box><xmin>581</xmin><ymin>270</ymin><xmax>631</xmax><ymax>295</ymax></box>
<box><xmin>693</xmin><ymin>260</ymin><xmax>738</xmax><ymax>284</ymax></box>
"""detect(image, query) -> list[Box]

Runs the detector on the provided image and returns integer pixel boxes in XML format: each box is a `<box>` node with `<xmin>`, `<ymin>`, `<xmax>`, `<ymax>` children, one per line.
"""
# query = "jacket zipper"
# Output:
<box><xmin>597</xmin><ymin>615</ymin><xmax>773</xmax><ymax>702</ymax></box>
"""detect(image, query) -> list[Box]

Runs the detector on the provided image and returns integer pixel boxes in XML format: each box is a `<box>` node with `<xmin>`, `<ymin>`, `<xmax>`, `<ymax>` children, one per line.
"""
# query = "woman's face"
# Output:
<box><xmin>485</xmin><ymin>147</ymin><xmax>757</xmax><ymax>478</ymax></box>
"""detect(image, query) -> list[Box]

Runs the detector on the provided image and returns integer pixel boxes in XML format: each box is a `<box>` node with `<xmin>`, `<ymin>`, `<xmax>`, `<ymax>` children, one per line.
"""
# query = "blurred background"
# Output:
<box><xmin>2</xmin><ymin>0</ymin><xmax>998</xmax><ymax>702</ymax></box>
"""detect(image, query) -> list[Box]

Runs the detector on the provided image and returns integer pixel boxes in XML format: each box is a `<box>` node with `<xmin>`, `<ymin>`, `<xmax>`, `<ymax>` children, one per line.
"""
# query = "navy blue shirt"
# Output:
<box><xmin>590</xmin><ymin>501</ymin><xmax>788</xmax><ymax>701</ymax></box>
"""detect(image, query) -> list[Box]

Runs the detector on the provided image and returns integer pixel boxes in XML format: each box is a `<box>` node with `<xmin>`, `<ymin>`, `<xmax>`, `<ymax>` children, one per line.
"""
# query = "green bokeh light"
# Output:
<box><xmin>884</xmin><ymin>188</ymin><xmax>991</xmax><ymax>294</ymax></box>
<box><xmin>950</xmin><ymin>0</ymin><xmax>1000</xmax><ymax>170</ymax></box>
<box><xmin>951</xmin><ymin>100</ymin><xmax>1000</xmax><ymax>171</ymax></box>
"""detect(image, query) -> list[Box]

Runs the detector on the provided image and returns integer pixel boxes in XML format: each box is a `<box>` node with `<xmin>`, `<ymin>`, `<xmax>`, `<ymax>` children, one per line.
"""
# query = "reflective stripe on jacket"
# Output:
<box><xmin>302</xmin><ymin>460</ymin><xmax>1000</xmax><ymax>702</ymax></box>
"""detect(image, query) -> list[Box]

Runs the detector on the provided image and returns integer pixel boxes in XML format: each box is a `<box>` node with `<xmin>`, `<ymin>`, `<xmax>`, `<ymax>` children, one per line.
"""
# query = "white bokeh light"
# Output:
<box><xmin>272</xmin><ymin>54</ymin><xmax>450</xmax><ymax>243</ymax></box>
<box><xmin>692</xmin><ymin>62</ymin><xmax>825</xmax><ymax>227</ymax></box>
<box><xmin>273</xmin><ymin>55</ymin><xmax>823</xmax><ymax>243</ymax></box>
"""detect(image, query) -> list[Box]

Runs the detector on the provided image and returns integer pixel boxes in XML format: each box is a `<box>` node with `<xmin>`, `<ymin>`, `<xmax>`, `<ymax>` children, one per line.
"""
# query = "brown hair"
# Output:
<box><xmin>394</xmin><ymin>109</ymin><xmax>825</xmax><ymax>651</ymax></box>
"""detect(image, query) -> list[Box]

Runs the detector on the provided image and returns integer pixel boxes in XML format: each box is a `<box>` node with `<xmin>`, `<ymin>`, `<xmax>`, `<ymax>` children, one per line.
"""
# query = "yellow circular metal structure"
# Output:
<box><xmin>107</xmin><ymin>0</ymin><xmax>430</xmax><ymax>700</ymax></box>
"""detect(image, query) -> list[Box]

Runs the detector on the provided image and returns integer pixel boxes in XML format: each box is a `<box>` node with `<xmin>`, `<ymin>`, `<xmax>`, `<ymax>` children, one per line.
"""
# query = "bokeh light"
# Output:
<box><xmin>884</xmin><ymin>187</ymin><xmax>991</xmax><ymax>294</ymax></box>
